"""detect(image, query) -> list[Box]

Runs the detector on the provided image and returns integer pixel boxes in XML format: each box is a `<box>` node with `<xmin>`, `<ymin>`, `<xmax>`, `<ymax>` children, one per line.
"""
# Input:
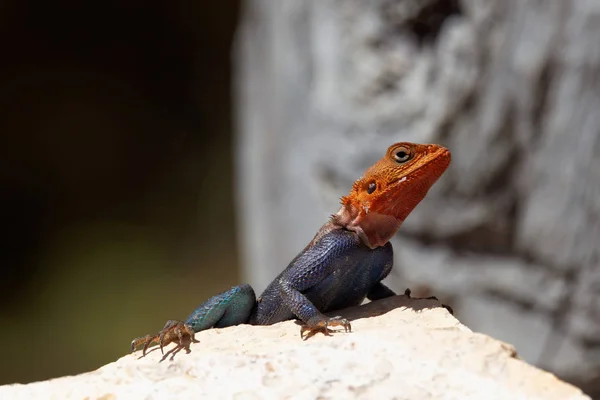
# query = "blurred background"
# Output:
<box><xmin>1</xmin><ymin>0</ymin><xmax>599</xmax><ymax>398</ymax></box>
<box><xmin>0</xmin><ymin>0</ymin><xmax>241</xmax><ymax>385</ymax></box>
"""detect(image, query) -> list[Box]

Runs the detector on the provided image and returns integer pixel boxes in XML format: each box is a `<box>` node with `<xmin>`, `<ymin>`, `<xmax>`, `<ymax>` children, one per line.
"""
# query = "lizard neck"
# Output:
<box><xmin>332</xmin><ymin>205</ymin><xmax>401</xmax><ymax>249</ymax></box>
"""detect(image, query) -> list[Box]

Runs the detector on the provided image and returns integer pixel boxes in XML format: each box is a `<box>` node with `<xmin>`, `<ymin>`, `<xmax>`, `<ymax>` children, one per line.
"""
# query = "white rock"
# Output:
<box><xmin>0</xmin><ymin>296</ymin><xmax>589</xmax><ymax>400</ymax></box>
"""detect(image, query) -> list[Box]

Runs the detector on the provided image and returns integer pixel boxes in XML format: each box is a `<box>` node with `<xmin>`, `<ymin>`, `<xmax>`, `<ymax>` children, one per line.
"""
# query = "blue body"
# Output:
<box><xmin>184</xmin><ymin>229</ymin><xmax>395</xmax><ymax>332</ymax></box>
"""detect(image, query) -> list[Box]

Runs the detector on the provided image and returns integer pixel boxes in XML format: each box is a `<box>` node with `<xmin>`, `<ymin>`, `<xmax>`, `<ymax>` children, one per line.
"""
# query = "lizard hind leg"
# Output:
<box><xmin>130</xmin><ymin>284</ymin><xmax>257</xmax><ymax>357</ymax></box>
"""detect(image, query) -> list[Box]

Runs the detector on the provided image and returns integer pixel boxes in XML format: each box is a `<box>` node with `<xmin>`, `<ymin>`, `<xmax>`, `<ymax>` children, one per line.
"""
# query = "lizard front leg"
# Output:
<box><xmin>131</xmin><ymin>284</ymin><xmax>256</xmax><ymax>355</ymax></box>
<box><xmin>279</xmin><ymin>277</ymin><xmax>352</xmax><ymax>339</ymax></box>
<box><xmin>275</xmin><ymin>229</ymin><xmax>374</xmax><ymax>339</ymax></box>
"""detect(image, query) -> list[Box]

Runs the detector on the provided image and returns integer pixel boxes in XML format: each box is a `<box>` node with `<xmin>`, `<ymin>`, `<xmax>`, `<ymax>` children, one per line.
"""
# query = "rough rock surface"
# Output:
<box><xmin>0</xmin><ymin>296</ymin><xmax>589</xmax><ymax>399</ymax></box>
<box><xmin>234</xmin><ymin>0</ymin><xmax>600</xmax><ymax>391</ymax></box>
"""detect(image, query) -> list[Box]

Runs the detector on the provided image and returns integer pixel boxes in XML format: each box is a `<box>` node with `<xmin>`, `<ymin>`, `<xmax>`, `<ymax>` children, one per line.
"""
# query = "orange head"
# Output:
<box><xmin>333</xmin><ymin>142</ymin><xmax>451</xmax><ymax>248</ymax></box>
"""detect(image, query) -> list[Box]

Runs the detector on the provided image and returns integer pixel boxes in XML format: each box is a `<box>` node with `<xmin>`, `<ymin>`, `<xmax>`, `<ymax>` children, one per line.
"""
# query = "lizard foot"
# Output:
<box><xmin>131</xmin><ymin>319</ymin><xmax>196</xmax><ymax>356</ymax></box>
<box><xmin>404</xmin><ymin>288</ymin><xmax>454</xmax><ymax>315</ymax></box>
<box><xmin>300</xmin><ymin>316</ymin><xmax>351</xmax><ymax>340</ymax></box>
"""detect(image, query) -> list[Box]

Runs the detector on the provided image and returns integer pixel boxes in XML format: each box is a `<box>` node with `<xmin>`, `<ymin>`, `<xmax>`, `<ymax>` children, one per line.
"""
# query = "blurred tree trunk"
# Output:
<box><xmin>234</xmin><ymin>0</ymin><xmax>600</xmax><ymax>394</ymax></box>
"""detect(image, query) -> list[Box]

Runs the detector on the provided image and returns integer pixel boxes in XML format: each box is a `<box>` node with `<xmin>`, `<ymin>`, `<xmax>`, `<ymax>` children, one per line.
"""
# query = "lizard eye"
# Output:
<box><xmin>392</xmin><ymin>146</ymin><xmax>412</xmax><ymax>163</ymax></box>
<box><xmin>367</xmin><ymin>181</ymin><xmax>376</xmax><ymax>194</ymax></box>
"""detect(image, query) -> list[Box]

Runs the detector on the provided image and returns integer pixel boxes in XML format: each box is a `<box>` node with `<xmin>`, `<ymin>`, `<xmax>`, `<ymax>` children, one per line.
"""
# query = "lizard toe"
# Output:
<box><xmin>300</xmin><ymin>316</ymin><xmax>352</xmax><ymax>339</ymax></box>
<box><xmin>131</xmin><ymin>320</ymin><xmax>195</xmax><ymax>357</ymax></box>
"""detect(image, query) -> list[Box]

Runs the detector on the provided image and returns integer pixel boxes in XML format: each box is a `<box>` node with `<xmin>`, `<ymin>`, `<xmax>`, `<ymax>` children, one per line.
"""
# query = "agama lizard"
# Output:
<box><xmin>131</xmin><ymin>142</ymin><xmax>451</xmax><ymax>355</ymax></box>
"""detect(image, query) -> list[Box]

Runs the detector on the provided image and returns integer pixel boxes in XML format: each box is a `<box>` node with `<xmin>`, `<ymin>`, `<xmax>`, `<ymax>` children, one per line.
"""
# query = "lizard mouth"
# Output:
<box><xmin>427</xmin><ymin>145</ymin><xmax>452</xmax><ymax>169</ymax></box>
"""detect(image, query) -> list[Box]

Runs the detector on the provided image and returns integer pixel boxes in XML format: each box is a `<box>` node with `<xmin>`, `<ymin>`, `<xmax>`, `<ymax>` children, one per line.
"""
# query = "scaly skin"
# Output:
<box><xmin>131</xmin><ymin>142</ymin><xmax>451</xmax><ymax>356</ymax></box>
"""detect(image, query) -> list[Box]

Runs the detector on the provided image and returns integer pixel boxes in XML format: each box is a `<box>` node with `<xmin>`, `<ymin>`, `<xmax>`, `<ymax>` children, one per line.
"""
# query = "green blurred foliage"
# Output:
<box><xmin>0</xmin><ymin>0</ymin><xmax>240</xmax><ymax>384</ymax></box>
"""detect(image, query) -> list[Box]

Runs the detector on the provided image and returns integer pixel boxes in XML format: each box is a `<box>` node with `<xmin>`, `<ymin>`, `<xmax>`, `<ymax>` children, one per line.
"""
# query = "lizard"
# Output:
<box><xmin>131</xmin><ymin>141</ymin><xmax>451</xmax><ymax>356</ymax></box>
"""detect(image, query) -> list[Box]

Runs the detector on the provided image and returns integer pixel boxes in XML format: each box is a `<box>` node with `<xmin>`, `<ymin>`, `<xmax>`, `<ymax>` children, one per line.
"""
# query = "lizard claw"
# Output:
<box><xmin>130</xmin><ymin>334</ymin><xmax>156</xmax><ymax>356</ymax></box>
<box><xmin>326</xmin><ymin>316</ymin><xmax>352</xmax><ymax>333</ymax></box>
<box><xmin>131</xmin><ymin>320</ymin><xmax>196</xmax><ymax>356</ymax></box>
<box><xmin>300</xmin><ymin>316</ymin><xmax>351</xmax><ymax>340</ymax></box>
